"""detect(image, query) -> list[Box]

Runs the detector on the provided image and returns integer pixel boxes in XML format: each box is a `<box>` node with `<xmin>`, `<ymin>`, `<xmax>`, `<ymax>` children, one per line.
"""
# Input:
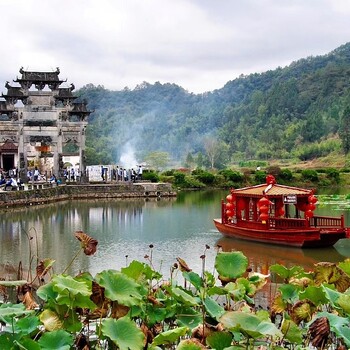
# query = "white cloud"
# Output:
<box><xmin>0</xmin><ymin>0</ymin><xmax>349</xmax><ymax>93</ymax></box>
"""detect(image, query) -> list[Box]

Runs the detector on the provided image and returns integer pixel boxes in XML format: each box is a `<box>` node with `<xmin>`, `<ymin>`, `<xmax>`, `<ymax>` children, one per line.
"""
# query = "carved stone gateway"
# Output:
<box><xmin>0</xmin><ymin>68</ymin><xmax>91</xmax><ymax>181</ymax></box>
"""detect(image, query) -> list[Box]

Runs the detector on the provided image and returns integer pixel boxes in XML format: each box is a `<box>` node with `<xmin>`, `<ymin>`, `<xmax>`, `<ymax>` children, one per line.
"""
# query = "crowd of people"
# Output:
<box><xmin>0</xmin><ymin>166</ymin><xmax>60</xmax><ymax>191</ymax></box>
<box><xmin>0</xmin><ymin>167</ymin><xmax>22</xmax><ymax>190</ymax></box>
<box><xmin>102</xmin><ymin>165</ymin><xmax>143</xmax><ymax>182</ymax></box>
<box><xmin>0</xmin><ymin>164</ymin><xmax>144</xmax><ymax>191</ymax></box>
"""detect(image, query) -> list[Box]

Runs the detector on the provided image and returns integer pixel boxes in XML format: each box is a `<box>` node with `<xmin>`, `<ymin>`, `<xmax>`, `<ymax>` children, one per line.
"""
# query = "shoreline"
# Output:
<box><xmin>0</xmin><ymin>182</ymin><xmax>176</xmax><ymax>209</ymax></box>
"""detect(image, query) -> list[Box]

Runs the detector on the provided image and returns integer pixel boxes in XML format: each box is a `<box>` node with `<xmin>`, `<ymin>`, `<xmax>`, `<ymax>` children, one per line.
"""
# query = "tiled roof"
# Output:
<box><xmin>232</xmin><ymin>183</ymin><xmax>312</xmax><ymax>198</ymax></box>
<box><xmin>0</xmin><ymin>141</ymin><xmax>18</xmax><ymax>151</ymax></box>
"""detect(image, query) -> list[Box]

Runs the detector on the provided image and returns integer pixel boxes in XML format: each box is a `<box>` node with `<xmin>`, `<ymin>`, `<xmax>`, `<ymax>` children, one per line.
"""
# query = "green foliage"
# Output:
<box><xmin>191</xmin><ymin>169</ymin><xmax>215</xmax><ymax>185</ymax></box>
<box><xmin>326</xmin><ymin>167</ymin><xmax>341</xmax><ymax>183</ymax></box>
<box><xmin>278</xmin><ymin>168</ymin><xmax>293</xmax><ymax>181</ymax></box>
<box><xmin>301</xmin><ymin>169</ymin><xmax>319</xmax><ymax>182</ymax></box>
<box><xmin>78</xmin><ymin>43</ymin><xmax>350</xmax><ymax>168</ymax></box>
<box><xmin>218</xmin><ymin>169</ymin><xmax>244</xmax><ymax>183</ymax></box>
<box><xmin>2</xmin><ymin>246</ymin><xmax>350</xmax><ymax>348</ymax></box>
<box><xmin>340</xmin><ymin>106</ymin><xmax>350</xmax><ymax>154</ymax></box>
<box><xmin>143</xmin><ymin>170</ymin><xmax>159</xmax><ymax>183</ymax></box>
<box><xmin>254</xmin><ymin>170</ymin><xmax>267</xmax><ymax>184</ymax></box>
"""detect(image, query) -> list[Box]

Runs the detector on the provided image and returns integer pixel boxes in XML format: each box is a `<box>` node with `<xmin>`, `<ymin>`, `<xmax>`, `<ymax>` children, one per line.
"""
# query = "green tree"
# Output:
<box><xmin>144</xmin><ymin>151</ymin><xmax>170</xmax><ymax>170</ymax></box>
<box><xmin>339</xmin><ymin>106</ymin><xmax>350</xmax><ymax>154</ymax></box>
<box><xmin>203</xmin><ymin>136</ymin><xmax>229</xmax><ymax>169</ymax></box>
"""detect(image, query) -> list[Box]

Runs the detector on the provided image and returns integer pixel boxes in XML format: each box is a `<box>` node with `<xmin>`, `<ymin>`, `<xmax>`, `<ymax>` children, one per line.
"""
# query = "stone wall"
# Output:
<box><xmin>0</xmin><ymin>182</ymin><xmax>176</xmax><ymax>208</ymax></box>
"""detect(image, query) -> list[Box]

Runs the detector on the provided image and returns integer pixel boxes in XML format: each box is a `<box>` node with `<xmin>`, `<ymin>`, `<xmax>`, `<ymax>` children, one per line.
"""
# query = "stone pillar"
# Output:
<box><xmin>18</xmin><ymin>123</ymin><xmax>27</xmax><ymax>182</ymax></box>
<box><xmin>79</xmin><ymin>125</ymin><xmax>88</xmax><ymax>183</ymax></box>
<box><xmin>55</xmin><ymin>128</ymin><xmax>63</xmax><ymax>178</ymax></box>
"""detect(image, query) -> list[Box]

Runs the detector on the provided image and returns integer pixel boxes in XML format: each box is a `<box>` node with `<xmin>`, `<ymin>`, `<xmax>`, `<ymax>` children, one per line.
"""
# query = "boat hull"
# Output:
<box><xmin>213</xmin><ymin>218</ymin><xmax>346</xmax><ymax>248</ymax></box>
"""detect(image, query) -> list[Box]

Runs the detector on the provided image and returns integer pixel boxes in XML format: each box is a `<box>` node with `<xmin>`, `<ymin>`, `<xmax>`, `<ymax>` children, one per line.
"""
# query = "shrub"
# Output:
<box><xmin>143</xmin><ymin>171</ymin><xmax>159</xmax><ymax>183</ymax></box>
<box><xmin>301</xmin><ymin>169</ymin><xmax>318</xmax><ymax>182</ymax></box>
<box><xmin>254</xmin><ymin>170</ymin><xmax>267</xmax><ymax>184</ymax></box>
<box><xmin>278</xmin><ymin>168</ymin><xmax>293</xmax><ymax>181</ymax></box>
<box><xmin>326</xmin><ymin>168</ymin><xmax>340</xmax><ymax>183</ymax></box>
<box><xmin>218</xmin><ymin>169</ymin><xmax>244</xmax><ymax>183</ymax></box>
<box><xmin>192</xmin><ymin>169</ymin><xmax>215</xmax><ymax>185</ymax></box>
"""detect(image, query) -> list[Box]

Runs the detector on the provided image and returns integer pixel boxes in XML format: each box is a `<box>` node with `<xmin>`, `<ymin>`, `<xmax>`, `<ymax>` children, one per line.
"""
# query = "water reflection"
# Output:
<box><xmin>216</xmin><ymin>237</ymin><xmax>348</xmax><ymax>273</ymax></box>
<box><xmin>0</xmin><ymin>189</ymin><xmax>350</xmax><ymax>280</ymax></box>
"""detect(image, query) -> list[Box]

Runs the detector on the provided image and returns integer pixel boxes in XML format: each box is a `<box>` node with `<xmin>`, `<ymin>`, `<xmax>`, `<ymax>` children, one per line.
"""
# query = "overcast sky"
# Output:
<box><xmin>1</xmin><ymin>0</ymin><xmax>350</xmax><ymax>94</ymax></box>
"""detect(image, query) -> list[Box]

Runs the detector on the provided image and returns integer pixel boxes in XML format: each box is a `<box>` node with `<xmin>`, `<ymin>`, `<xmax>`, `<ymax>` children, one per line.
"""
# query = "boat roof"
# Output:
<box><xmin>231</xmin><ymin>182</ymin><xmax>313</xmax><ymax>198</ymax></box>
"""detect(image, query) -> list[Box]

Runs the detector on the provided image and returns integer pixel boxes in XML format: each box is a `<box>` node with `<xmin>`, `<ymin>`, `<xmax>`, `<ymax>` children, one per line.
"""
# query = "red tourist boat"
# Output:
<box><xmin>214</xmin><ymin>175</ymin><xmax>350</xmax><ymax>248</ymax></box>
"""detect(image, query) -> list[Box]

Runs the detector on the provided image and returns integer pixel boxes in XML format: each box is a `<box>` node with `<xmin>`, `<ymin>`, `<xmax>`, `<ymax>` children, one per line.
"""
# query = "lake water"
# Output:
<box><xmin>1</xmin><ymin>189</ymin><xmax>350</xmax><ymax>280</ymax></box>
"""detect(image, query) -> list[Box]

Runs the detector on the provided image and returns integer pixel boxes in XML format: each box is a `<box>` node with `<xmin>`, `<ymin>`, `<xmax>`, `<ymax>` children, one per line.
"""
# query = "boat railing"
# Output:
<box><xmin>269</xmin><ymin>217</ymin><xmax>308</xmax><ymax>229</ymax></box>
<box><xmin>310</xmin><ymin>215</ymin><xmax>344</xmax><ymax>228</ymax></box>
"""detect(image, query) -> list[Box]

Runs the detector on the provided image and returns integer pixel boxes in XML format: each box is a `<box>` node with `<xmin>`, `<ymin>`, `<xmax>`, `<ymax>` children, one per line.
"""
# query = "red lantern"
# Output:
<box><xmin>259</xmin><ymin>205</ymin><xmax>269</xmax><ymax>213</ymax></box>
<box><xmin>266</xmin><ymin>175</ymin><xmax>276</xmax><ymax>185</ymax></box>
<box><xmin>226</xmin><ymin>202</ymin><xmax>234</xmax><ymax>210</ymax></box>
<box><xmin>226</xmin><ymin>209</ymin><xmax>234</xmax><ymax>217</ymax></box>
<box><xmin>258</xmin><ymin>196</ymin><xmax>270</xmax><ymax>208</ymax></box>
<box><xmin>305</xmin><ymin>210</ymin><xmax>314</xmax><ymax>219</ymax></box>
<box><xmin>258</xmin><ymin>196</ymin><xmax>269</xmax><ymax>223</ymax></box>
<box><xmin>226</xmin><ymin>194</ymin><xmax>233</xmax><ymax>203</ymax></box>
<box><xmin>278</xmin><ymin>207</ymin><xmax>285</xmax><ymax>217</ymax></box>
<box><xmin>308</xmin><ymin>195</ymin><xmax>318</xmax><ymax>204</ymax></box>
<box><xmin>306</xmin><ymin>203</ymin><xmax>316</xmax><ymax>211</ymax></box>
<box><xmin>260</xmin><ymin>212</ymin><xmax>269</xmax><ymax>223</ymax></box>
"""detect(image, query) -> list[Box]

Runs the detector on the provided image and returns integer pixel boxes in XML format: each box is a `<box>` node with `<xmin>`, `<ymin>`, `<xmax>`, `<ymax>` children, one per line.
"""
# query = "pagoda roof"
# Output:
<box><xmin>0</xmin><ymin>141</ymin><xmax>17</xmax><ymax>151</ymax></box>
<box><xmin>56</xmin><ymin>84</ymin><xmax>77</xmax><ymax>99</ymax></box>
<box><xmin>69</xmin><ymin>101</ymin><xmax>92</xmax><ymax>115</ymax></box>
<box><xmin>15</xmin><ymin>67</ymin><xmax>63</xmax><ymax>83</ymax></box>
<box><xmin>231</xmin><ymin>182</ymin><xmax>313</xmax><ymax>198</ymax></box>
<box><xmin>2</xmin><ymin>82</ymin><xmax>25</xmax><ymax>98</ymax></box>
<box><xmin>0</xmin><ymin>101</ymin><xmax>12</xmax><ymax>112</ymax></box>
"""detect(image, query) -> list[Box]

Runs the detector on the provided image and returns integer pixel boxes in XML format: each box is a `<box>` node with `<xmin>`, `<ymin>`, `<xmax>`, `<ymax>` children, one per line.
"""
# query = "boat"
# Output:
<box><xmin>213</xmin><ymin>175</ymin><xmax>350</xmax><ymax>248</ymax></box>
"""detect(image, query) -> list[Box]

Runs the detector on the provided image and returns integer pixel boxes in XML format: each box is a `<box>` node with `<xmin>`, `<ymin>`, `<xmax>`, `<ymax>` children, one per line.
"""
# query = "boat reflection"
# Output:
<box><xmin>216</xmin><ymin>237</ymin><xmax>349</xmax><ymax>274</ymax></box>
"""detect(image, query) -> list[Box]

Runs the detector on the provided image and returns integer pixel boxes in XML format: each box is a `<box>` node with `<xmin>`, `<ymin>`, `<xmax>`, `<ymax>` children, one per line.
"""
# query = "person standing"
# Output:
<box><xmin>34</xmin><ymin>167</ymin><xmax>39</xmax><ymax>181</ymax></box>
<box><xmin>138</xmin><ymin>165</ymin><xmax>143</xmax><ymax>180</ymax></box>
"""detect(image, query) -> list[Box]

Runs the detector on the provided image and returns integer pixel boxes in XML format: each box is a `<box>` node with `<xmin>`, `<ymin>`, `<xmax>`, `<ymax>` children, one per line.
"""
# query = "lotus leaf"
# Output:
<box><xmin>169</xmin><ymin>286</ymin><xmax>199</xmax><ymax>306</ymax></box>
<box><xmin>314</xmin><ymin>262</ymin><xmax>350</xmax><ymax>291</ymax></box>
<box><xmin>281</xmin><ymin>317</ymin><xmax>304</xmax><ymax>344</ymax></box>
<box><xmin>0</xmin><ymin>280</ymin><xmax>28</xmax><ymax>287</ymax></box>
<box><xmin>269</xmin><ymin>264</ymin><xmax>305</xmax><ymax>281</ymax></box>
<box><xmin>220</xmin><ymin>311</ymin><xmax>283</xmax><ymax>340</ymax></box>
<box><xmin>38</xmin><ymin>329</ymin><xmax>73</xmax><ymax>350</ymax></box>
<box><xmin>206</xmin><ymin>331</ymin><xmax>233</xmax><ymax>350</ymax></box>
<box><xmin>51</xmin><ymin>274</ymin><xmax>96</xmax><ymax>309</ymax></box>
<box><xmin>0</xmin><ymin>303</ymin><xmax>33</xmax><ymax>324</ymax></box>
<box><xmin>203</xmin><ymin>295</ymin><xmax>225</xmax><ymax>319</ymax></box>
<box><xmin>176</xmin><ymin>306</ymin><xmax>202</xmax><ymax>330</ymax></box>
<box><xmin>215</xmin><ymin>251</ymin><xmax>248</xmax><ymax>279</ymax></box>
<box><xmin>95</xmin><ymin>269</ymin><xmax>144</xmax><ymax>306</ymax></box>
<box><xmin>151</xmin><ymin>326</ymin><xmax>188</xmax><ymax>346</ymax></box>
<box><xmin>299</xmin><ymin>285</ymin><xmax>328</xmax><ymax>306</ymax></box>
<box><xmin>271</xmin><ymin>294</ymin><xmax>287</xmax><ymax>314</ymax></box>
<box><xmin>39</xmin><ymin>309</ymin><xmax>63</xmax><ymax>331</ymax></box>
<box><xmin>338</xmin><ymin>259</ymin><xmax>350</xmax><ymax>276</ymax></box>
<box><xmin>101</xmin><ymin>316</ymin><xmax>145</xmax><ymax>350</ymax></box>
<box><xmin>121</xmin><ymin>259</ymin><xmax>162</xmax><ymax>281</ymax></box>
<box><xmin>224</xmin><ymin>281</ymin><xmax>246</xmax><ymax>301</ymax></box>
<box><xmin>14</xmin><ymin>338</ymin><xmax>41</xmax><ymax>350</ymax></box>
<box><xmin>278</xmin><ymin>283</ymin><xmax>299</xmax><ymax>303</ymax></box>
<box><xmin>15</xmin><ymin>315</ymin><xmax>40</xmax><ymax>335</ymax></box>
<box><xmin>182</xmin><ymin>271</ymin><xmax>203</xmax><ymax>290</ymax></box>
<box><xmin>290</xmin><ymin>300</ymin><xmax>316</xmax><ymax>324</ymax></box>
<box><xmin>176</xmin><ymin>338</ymin><xmax>206</xmax><ymax>350</ymax></box>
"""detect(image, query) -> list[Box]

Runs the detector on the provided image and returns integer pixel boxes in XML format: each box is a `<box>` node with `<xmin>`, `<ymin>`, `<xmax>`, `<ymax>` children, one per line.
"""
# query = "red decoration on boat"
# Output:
<box><xmin>226</xmin><ymin>194</ymin><xmax>233</xmax><ymax>203</ymax></box>
<box><xmin>226</xmin><ymin>202</ymin><xmax>234</xmax><ymax>211</ymax></box>
<box><xmin>213</xmin><ymin>175</ymin><xmax>349</xmax><ymax>248</ymax></box>
<box><xmin>266</xmin><ymin>174</ymin><xmax>276</xmax><ymax>185</ymax></box>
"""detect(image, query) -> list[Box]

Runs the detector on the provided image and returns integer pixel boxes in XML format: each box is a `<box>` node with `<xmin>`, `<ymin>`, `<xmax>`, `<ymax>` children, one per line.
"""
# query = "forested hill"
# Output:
<box><xmin>77</xmin><ymin>42</ymin><xmax>350</xmax><ymax>168</ymax></box>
